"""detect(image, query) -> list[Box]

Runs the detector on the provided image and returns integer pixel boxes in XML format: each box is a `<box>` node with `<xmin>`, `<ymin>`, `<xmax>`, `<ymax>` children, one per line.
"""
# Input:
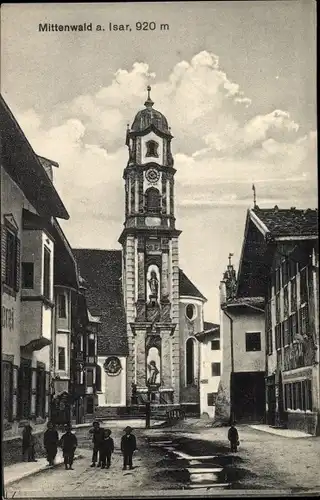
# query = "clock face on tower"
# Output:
<box><xmin>145</xmin><ymin>168</ymin><xmax>160</xmax><ymax>184</ymax></box>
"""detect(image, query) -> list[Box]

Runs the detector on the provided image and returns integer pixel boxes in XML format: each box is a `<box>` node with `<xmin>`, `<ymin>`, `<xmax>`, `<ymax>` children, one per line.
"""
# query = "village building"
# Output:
<box><xmin>74</xmin><ymin>88</ymin><xmax>210</xmax><ymax>417</ymax></box>
<box><xmin>236</xmin><ymin>206</ymin><xmax>319</xmax><ymax>435</ymax></box>
<box><xmin>195</xmin><ymin>322</ymin><xmax>221</xmax><ymax>419</ymax></box>
<box><xmin>217</xmin><ymin>255</ymin><xmax>266</xmax><ymax>424</ymax></box>
<box><xmin>1</xmin><ymin>95</ymin><xmax>98</xmax><ymax>464</ymax></box>
<box><xmin>1</xmin><ymin>95</ymin><xmax>68</xmax><ymax>456</ymax></box>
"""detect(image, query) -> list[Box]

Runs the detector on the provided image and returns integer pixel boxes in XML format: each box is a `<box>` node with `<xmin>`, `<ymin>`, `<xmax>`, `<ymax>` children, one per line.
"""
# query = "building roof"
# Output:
<box><xmin>236</xmin><ymin>206</ymin><xmax>318</xmax><ymax>298</ymax></box>
<box><xmin>0</xmin><ymin>95</ymin><xmax>69</xmax><ymax>220</ymax></box>
<box><xmin>195</xmin><ymin>322</ymin><xmax>220</xmax><ymax>341</ymax></box>
<box><xmin>179</xmin><ymin>269</ymin><xmax>207</xmax><ymax>301</ymax></box>
<box><xmin>130</xmin><ymin>88</ymin><xmax>171</xmax><ymax>136</ymax></box>
<box><xmin>252</xmin><ymin>206</ymin><xmax>318</xmax><ymax>238</ymax></box>
<box><xmin>73</xmin><ymin>249</ymin><xmax>128</xmax><ymax>356</ymax></box>
<box><xmin>223</xmin><ymin>296</ymin><xmax>265</xmax><ymax>311</ymax></box>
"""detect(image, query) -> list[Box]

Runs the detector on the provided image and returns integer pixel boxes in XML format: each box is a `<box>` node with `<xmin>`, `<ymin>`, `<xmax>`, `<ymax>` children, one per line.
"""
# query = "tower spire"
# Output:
<box><xmin>144</xmin><ymin>85</ymin><xmax>154</xmax><ymax>108</ymax></box>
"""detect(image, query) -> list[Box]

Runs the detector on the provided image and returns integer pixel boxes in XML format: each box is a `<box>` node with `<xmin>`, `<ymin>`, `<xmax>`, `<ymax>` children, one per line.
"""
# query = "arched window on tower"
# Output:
<box><xmin>145</xmin><ymin>187</ymin><xmax>161</xmax><ymax>213</ymax></box>
<box><xmin>186</xmin><ymin>338</ymin><xmax>195</xmax><ymax>385</ymax></box>
<box><xmin>146</xmin><ymin>140</ymin><xmax>159</xmax><ymax>158</ymax></box>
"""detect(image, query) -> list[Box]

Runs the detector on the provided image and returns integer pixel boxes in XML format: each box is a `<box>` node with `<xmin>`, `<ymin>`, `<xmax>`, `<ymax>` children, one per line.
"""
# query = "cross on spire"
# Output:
<box><xmin>144</xmin><ymin>85</ymin><xmax>154</xmax><ymax>108</ymax></box>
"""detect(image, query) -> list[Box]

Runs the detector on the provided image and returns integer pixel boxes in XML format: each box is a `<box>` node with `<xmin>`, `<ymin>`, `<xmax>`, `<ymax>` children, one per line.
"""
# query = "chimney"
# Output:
<box><xmin>219</xmin><ymin>280</ymin><xmax>227</xmax><ymax>305</ymax></box>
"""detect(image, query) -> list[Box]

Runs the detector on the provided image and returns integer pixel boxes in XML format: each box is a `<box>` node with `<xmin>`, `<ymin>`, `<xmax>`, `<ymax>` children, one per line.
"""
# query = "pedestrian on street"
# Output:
<box><xmin>43</xmin><ymin>421</ymin><xmax>59</xmax><ymax>466</ymax></box>
<box><xmin>89</xmin><ymin>420</ymin><xmax>104</xmax><ymax>467</ymax></box>
<box><xmin>121</xmin><ymin>426</ymin><xmax>137</xmax><ymax>471</ymax></box>
<box><xmin>22</xmin><ymin>424</ymin><xmax>37</xmax><ymax>462</ymax></box>
<box><xmin>99</xmin><ymin>429</ymin><xmax>114</xmax><ymax>469</ymax></box>
<box><xmin>59</xmin><ymin>424</ymin><xmax>77</xmax><ymax>470</ymax></box>
<box><xmin>228</xmin><ymin>422</ymin><xmax>240</xmax><ymax>452</ymax></box>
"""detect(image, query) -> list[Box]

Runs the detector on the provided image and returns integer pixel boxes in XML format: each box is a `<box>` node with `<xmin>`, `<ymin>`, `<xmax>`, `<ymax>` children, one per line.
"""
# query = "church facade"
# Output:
<box><xmin>74</xmin><ymin>88</ymin><xmax>207</xmax><ymax>416</ymax></box>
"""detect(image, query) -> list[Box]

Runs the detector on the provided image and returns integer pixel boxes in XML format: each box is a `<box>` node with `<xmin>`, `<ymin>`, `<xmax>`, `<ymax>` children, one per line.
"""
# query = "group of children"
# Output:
<box><xmin>22</xmin><ymin>420</ymin><xmax>137</xmax><ymax>471</ymax></box>
<box><xmin>22</xmin><ymin>419</ymin><xmax>240</xmax><ymax>472</ymax></box>
<box><xmin>89</xmin><ymin>421</ymin><xmax>136</xmax><ymax>470</ymax></box>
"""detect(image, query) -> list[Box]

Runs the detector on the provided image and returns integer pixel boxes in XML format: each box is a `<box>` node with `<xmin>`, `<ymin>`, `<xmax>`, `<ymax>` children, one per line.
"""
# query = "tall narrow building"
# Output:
<box><xmin>118</xmin><ymin>86</ymin><xmax>181</xmax><ymax>404</ymax></box>
<box><xmin>74</xmin><ymin>88</ymin><xmax>208</xmax><ymax>417</ymax></box>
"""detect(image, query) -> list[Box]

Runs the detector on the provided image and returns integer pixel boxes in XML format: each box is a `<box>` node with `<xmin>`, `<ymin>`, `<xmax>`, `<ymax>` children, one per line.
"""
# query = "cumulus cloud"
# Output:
<box><xmin>17</xmin><ymin>50</ymin><xmax>317</xmax><ymax>248</ymax></box>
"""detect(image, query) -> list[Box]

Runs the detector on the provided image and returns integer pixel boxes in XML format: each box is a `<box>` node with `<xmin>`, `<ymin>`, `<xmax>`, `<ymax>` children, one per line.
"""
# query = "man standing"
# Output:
<box><xmin>43</xmin><ymin>421</ymin><xmax>59</xmax><ymax>466</ymax></box>
<box><xmin>89</xmin><ymin>420</ymin><xmax>104</xmax><ymax>467</ymax></box>
<box><xmin>121</xmin><ymin>426</ymin><xmax>137</xmax><ymax>471</ymax></box>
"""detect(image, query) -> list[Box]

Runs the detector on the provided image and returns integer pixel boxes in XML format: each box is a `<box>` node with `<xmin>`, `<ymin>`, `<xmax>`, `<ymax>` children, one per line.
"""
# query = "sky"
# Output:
<box><xmin>1</xmin><ymin>1</ymin><xmax>317</xmax><ymax>323</ymax></box>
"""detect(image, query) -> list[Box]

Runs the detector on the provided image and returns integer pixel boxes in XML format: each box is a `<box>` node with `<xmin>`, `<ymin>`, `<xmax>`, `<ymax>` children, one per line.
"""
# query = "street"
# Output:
<box><xmin>4</xmin><ymin>423</ymin><xmax>320</xmax><ymax>497</ymax></box>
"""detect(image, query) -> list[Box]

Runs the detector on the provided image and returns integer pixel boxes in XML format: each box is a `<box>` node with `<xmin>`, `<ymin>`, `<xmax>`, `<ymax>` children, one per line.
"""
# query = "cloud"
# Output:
<box><xmin>16</xmin><ymin>50</ymin><xmax>317</xmax><ymax>249</ymax></box>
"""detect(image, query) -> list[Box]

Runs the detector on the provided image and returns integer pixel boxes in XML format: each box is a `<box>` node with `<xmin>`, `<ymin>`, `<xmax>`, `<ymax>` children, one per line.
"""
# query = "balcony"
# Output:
<box><xmin>21</xmin><ymin>301</ymin><xmax>52</xmax><ymax>351</ymax></box>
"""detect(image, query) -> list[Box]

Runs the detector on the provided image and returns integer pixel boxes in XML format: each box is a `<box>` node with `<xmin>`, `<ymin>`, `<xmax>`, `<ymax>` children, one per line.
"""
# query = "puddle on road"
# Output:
<box><xmin>147</xmin><ymin>435</ymin><xmax>250</xmax><ymax>491</ymax></box>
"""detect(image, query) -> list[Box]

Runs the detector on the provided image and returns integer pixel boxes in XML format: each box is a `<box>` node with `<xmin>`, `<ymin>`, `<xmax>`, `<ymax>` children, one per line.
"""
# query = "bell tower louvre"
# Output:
<box><xmin>119</xmin><ymin>86</ymin><xmax>182</xmax><ymax>404</ymax></box>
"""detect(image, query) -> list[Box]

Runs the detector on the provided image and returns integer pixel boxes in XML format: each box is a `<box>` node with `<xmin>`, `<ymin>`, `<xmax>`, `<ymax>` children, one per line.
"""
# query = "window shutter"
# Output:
<box><xmin>15</xmin><ymin>237</ymin><xmax>21</xmax><ymax>292</ymax></box>
<box><xmin>1</xmin><ymin>225</ymin><xmax>6</xmax><ymax>283</ymax></box>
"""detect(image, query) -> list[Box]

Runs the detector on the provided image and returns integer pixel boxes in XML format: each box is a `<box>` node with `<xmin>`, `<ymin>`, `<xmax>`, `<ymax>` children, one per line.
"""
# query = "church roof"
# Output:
<box><xmin>179</xmin><ymin>269</ymin><xmax>207</xmax><ymax>301</ymax></box>
<box><xmin>251</xmin><ymin>206</ymin><xmax>318</xmax><ymax>237</ymax></box>
<box><xmin>131</xmin><ymin>86</ymin><xmax>171</xmax><ymax>135</ymax></box>
<box><xmin>73</xmin><ymin>249</ymin><xmax>128</xmax><ymax>356</ymax></box>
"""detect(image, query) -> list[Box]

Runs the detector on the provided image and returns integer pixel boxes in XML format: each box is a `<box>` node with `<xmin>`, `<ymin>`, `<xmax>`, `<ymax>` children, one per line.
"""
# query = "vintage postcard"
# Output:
<box><xmin>1</xmin><ymin>1</ymin><xmax>318</xmax><ymax>498</ymax></box>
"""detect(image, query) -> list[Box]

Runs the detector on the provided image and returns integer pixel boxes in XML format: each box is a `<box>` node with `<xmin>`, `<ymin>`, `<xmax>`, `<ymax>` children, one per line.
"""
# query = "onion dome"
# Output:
<box><xmin>131</xmin><ymin>86</ymin><xmax>170</xmax><ymax>134</ymax></box>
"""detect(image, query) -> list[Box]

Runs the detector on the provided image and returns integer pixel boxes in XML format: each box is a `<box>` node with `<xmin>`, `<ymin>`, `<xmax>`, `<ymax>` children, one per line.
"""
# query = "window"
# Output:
<box><xmin>145</xmin><ymin>140</ymin><xmax>159</xmax><ymax>158</ymax></box>
<box><xmin>43</xmin><ymin>247</ymin><xmax>51</xmax><ymax>299</ymax></box>
<box><xmin>282</xmin><ymin>258</ymin><xmax>289</xmax><ymax>287</ymax></box>
<box><xmin>35</xmin><ymin>364</ymin><xmax>46</xmax><ymax>418</ymax></box>
<box><xmin>246</xmin><ymin>332</ymin><xmax>261</xmax><ymax>352</ymax></box>
<box><xmin>22</xmin><ymin>262</ymin><xmax>34</xmax><ymax>289</ymax></box>
<box><xmin>88</xmin><ymin>337</ymin><xmax>95</xmax><ymax>358</ymax></box>
<box><xmin>275</xmin><ymin>268</ymin><xmax>281</xmax><ymax>293</ymax></box>
<box><xmin>145</xmin><ymin>187</ymin><xmax>161</xmax><ymax>213</ymax></box>
<box><xmin>58</xmin><ymin>347</ymin><xmax>66</xmax><ymax>371</ymax></box>
<box><xmin>3</xmin><ymin>361</ymin><xmax>13</xmax><ymax>421</ymax></box>
<box><xmin>275</xmin><ymin>293</ymin><xmax>281</xmax><ymax>324</ymax></box>
<box><xmin>186</xmin><ymin>338</ymin><xmax>195</xmax><ymax>385</ymax></box>
<box><xmin>300</xmin><ymin>305</ymin><xmax>308</xmax><ymax>336</ymax></box>
<box><xmin>58</xmin><ymin>293</ymin><xmax>67</xmax><ymax>318</ymax></box>
<box><xmin>207</xmin><ymin>392</ymin><xmax>218</xmax><ymax>406</ymax></box>
<box><xmin>290</xmin><ymin>277</ymin><xmax>297</xmax><ymax>313</ymax></box>
<box><xmin>96</xmin><ymin>365</ymin><xmax>102</xmax><ymax>392</ymax></box>
<box><xmin>283</xmin><ymin>319</ymin><xmax>289</xmax><ymax>346</ymax></box>
<box><xmin>266</xmin><ymin>301</ymin><xmax>273</xmax><ymax>355</ymax></box>
<box><xmin>306</xmin><ymin>379</ymin><xmax>312</xmax><ymax>411</ymax></box>
<box><xmin>5</xmin><ymin>227</ymin><xmax>20</xmax><ymax>291</ymax></box>
<box><xmin>86</xmin><ymin>368</ymin><xmax>94</xmax><ymax>387</ymax></box>
<box><xmin>18</xmin><ymin>359</ymin><xmax>32</xmax><ymax>419</ymax></box>
<box><xmin>211</xmin><ymin>362</ymin><xmax>221</xmax><ymax>377</ymax></box>
<box><xmin>86</xmin><ymin>396</ymin><xmax>94</xmax><ymax>414</ymax></box>
<box><xmin>283</xmin><ymin>286</ymin><xmax>289</xmax><ymax>318</ymax></box>
<box><xmin>211</xmin><ymin>340</ymin><xmax>220</xmax><ymax>350</ymax></box>
<box><xmin>300</xmin><ymin>267</ymin><xmax>308</xmax><ymax>305</ymax></box>
<box><xmin>186</xmin><ymin>304</ymin><xmax>196</xmax><ymax>321</ymax></box>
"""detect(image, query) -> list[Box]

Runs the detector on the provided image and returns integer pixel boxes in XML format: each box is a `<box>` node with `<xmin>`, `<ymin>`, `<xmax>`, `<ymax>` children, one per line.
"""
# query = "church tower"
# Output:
<box><xmin>119</xmin><ymin>87</ymin><xmax>181</xmax><ymax>405</ymax></box>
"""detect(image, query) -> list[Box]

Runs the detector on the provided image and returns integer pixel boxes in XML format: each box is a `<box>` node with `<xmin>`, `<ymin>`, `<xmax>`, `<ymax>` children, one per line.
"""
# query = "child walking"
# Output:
<box><xmin>99</xmin><ymin>429</ymin><xmax>114</xmax><ymax>469</ymax></box>
<box><xmin>121</xmin><ymin>426</ymin><xmax>137</xmax><ymax>471</ymax></box>
<box><xmin>22</xmin><ymin>424</ymin><xmax>37</xmax><ymax>462</ymax></box>
<box><xmin>228</xmin><ymin>422</ymin><xmax>240</xmax><ymax>452</ymax></box>
<box><xmin>59</xmin><ymin>424</ymin><xmax>77</xmax><ymax>470</ymax></box>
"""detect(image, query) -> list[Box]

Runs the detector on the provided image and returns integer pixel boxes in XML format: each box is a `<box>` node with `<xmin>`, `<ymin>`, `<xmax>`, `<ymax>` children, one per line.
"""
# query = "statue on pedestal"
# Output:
<box><xmin>147</xmin><ymin>360</ymin><xmax>159</xmax><ymax>386</ymax></box>
<box><xmin>148</xmin><ymin>270</ymin><xmax>159</xmax><ymax>303</ymax></box>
